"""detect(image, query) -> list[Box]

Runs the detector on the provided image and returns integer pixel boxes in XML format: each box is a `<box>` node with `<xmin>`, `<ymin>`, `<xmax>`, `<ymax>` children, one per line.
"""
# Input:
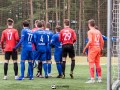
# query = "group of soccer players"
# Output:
<box><xmin>1</xmin><ymin>18</ymin><xmax>76</xmax><ymax>81</ymax></box>
<box><xmin>0</xmin><ymin>18</ymin><xmax>104</xmax><ymax>84</ymax></box>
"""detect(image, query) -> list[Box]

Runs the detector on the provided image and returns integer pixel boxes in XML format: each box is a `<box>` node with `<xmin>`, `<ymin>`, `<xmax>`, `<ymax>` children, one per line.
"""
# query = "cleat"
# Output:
<box><xmin>48</xmin><ymin>73</ymin><xmax>52</xmax><ymax>77</ymax></box>
<box><xmin>45</xmin><ymin>75</ymin><xmax>48</xmax><ymax>78</ymax></box>
<box><xmin>15</xmin><ymin>76</ymin><xmax>19</xmax><ymax>80</ymax></box>
<box><xmin>97</xmin><ymin>78</ymin><xmax>102</xmax><ymax>83</ymax></box>
<box><xmin>17</xmin><ymin>76</ymin><xmax>24</xmax><ymax>80</ymax></box>
<box><xmin>56</xmin><ymin>75</ymin><xmax>63</xmax><ymax>78</ymax></box>
<box><xmin>3</xmin><ymin>76</ymin><xmax>7</xmax><ymax>80</ymax></box>
<box><xmin>39</xmin><ymin>75</ymin><xmax>44</xmax><ymax>78</ymax></box>
<box><xmin>85</xmin><ymin>79</ymin><xmax>95</xmax><ymax>83</ymax></box>
<box><xmin>29</xmin><ymin>77</ymin><xmax>34</xmax><ymax>80</ymax></box>
<box><xmin>70</xmin><ymin>73</ymin><xmax>74</xmax><ymax>79</ymax></box>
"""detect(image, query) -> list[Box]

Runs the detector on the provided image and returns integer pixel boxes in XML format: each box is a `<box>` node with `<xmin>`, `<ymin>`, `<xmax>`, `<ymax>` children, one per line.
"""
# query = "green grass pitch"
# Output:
<box><xmin>0</xmin><ymin>56</ymin><xmax>107</xmax><ymax>90</ymax></box>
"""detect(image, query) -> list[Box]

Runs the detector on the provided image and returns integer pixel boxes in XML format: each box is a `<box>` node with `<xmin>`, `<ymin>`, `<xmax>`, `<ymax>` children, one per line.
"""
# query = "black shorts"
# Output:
<box><xmin>5</xmin><ymin>51</ymin><xmax>18</xmax><ymax>60</ymax></box>
<box><xmin>62</xmin><ymin>44</ymin><xmax>75</xmax><ymax>58</ymax></box>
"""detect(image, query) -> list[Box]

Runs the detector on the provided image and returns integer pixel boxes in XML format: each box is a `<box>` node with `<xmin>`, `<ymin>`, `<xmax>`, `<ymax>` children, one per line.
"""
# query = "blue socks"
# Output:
<box><xmin>96</xmin><ymin>69</ymin><xmax>98</xmax><ymax>78</ymax></box>
<box><xmin>28</xmin><ymin>62</ymin><xmax>33</xmax><ymax>78</ymax></box>
<box><xmin>56</xmin><ymin>63</ymin><xmax>62</xmax><ymax>75</ymax></box>
<box><xmin>48</xmin><ymin>63</ymin><xmax>51</xmax><ymax>74</ymax></box>
<box><xmin>20</xmin><ymin>61</ymin><xmax>25</xmax><ymax>77</ymax></box>
<box><xmin>43</xmin><ymin>63</ymin><xmax>48</xmax><ymax>76</ymax></box>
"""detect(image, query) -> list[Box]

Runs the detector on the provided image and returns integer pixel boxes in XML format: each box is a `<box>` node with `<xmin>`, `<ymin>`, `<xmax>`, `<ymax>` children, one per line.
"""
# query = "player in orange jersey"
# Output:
<box><xmin>83</xmin><ymin>19</ymin><xmax>104</xmax><ymax>83</ymax></box>
<box><xmin>1</xmin><ymin>18</ymin><xmax>19</xmax><ymax>80</ymax></box>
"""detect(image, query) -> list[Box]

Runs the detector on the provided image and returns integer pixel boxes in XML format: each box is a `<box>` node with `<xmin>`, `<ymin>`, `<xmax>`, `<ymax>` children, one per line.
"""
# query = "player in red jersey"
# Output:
<box><xmin>83</xmin><ymin>19</ymin><xmax>104</xmax><ymax>83</ymax></box>
<box><xmin>1</xmin><ymin>18</ymin><xmax>19</xmax><ymax>80</ymax></box>
<box><xmin>59</xmin><ymin>19</ymin><xmax>76</xmax><ymax>79</ymax></box>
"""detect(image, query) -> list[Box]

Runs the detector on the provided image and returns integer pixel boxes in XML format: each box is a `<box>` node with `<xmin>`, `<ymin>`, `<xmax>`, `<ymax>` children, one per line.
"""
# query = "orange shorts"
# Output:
<box><xmin>88</xmin><ymin>46</ymin><xmax>101</xmax><ymax>63</ymax></box>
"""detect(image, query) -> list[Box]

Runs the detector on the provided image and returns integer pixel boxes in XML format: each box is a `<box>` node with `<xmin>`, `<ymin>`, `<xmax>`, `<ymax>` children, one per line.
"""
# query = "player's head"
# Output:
<box><xmin>55</xmin><ymin>25</ymin><xmax>61</xmax><ymax>33</ymax></box>
<box><xmin>41</xmin><ymin>20</ymin><xmax>45</xmax><ymax>29</ymax></box>
<box><xmin>22</xmin><ymin>20</ymin><xmax>30</xmax><ymax>27</ymax></box>
<box><xmin>64</xmin><ymin>19</ymin><xmax>70</xmax><ymax>27</ymax></box>
<box><xmin>7</xmin><ymin>18</ymin><xmax>14</xmax><ymax>27</ymax></box>
<box><xmin>88</xmin><ymin>19</ymin><xmax>95</xmax><ymax>29</ymax></box>
<box><xmin>46</xmin><ymin>22</ymin><xmax>51</xmax><ymax>29</ymax></box>
<box><xmin>37</xmin><ymin>21</ymin><xmax>43</xmax><ymax>28</ymax></box>
<box><xmin>34</xmin><ymin>20</ymin><xmax>40</xmax><ymax>28</ymax></box>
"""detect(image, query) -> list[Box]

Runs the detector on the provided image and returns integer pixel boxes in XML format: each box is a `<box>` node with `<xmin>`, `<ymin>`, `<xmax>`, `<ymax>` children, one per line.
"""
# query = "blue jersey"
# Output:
<box><xmin>51</xmin><ymin>32</ymin><xmax>62</xmax><ymax>49</ymax></box>
<box><xmin>15</xmin><ymin>27</ymin><xmax>33</xmax><ymax>51</ymax></box>
<box><xmin>45</xmin><ymin>30</ymin><xmax>53</xmax><ymax>44</ymax></box>
<box><xmin>34</xmin><ymin>29</ymin><xmax>48</xmax><ymax>52</ymax></box>
<box><xmin>51</xmin><ymin>32</ymin><xmax>62</xmax><ymax>62</ymax></box>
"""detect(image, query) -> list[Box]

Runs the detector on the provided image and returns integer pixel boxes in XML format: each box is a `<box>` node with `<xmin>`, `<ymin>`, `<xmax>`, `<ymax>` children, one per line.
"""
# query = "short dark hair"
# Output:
<box><xmin>23</xmin><ymin>20</ymin><xmax>30</xmax><ymax>27</ymax></box>
<box><xmin>37</xmin><ymin>21</ymin><xmax>43</xmax><ymax>28</ymax></box>
<box><xmin>46</xmin><ymin>22</ymin><xmax>51</xmax><ymax>29</ymax></box>
<box><xmin>7</xmin><ymin>18</ymin><xmax>14</xmax><ymax>26</ymax></box>
<box><xmin>55</xmin><ymin>25</ymin><xmax>61</xmax><ymax>32</ymax></box>
<box><xmin>64</xmin><ymin>19</ymin><xmax>70</xmax><ymax>26</ymax></box>
<box><xmin>88</xmin><ymin>19</ymin><xmax>95</xmax><ymax>27</ymax></box>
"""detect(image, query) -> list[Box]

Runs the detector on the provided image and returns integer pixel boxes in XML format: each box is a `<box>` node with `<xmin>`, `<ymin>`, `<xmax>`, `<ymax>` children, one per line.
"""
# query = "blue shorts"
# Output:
<box><xmin>35</xmin><ymin>51</ymin><xmax>46</xmax><ymax>61</ymax></box>
<box><xmin>21</xmin><ymin>49</ymin><xmax>33</xmax><ymax>60</ymax></box>
<box><xmin>54</xmin><ymin>48</ymin><xmax>62</xmax><ymax>62</ymax></box>
<box><xmin>46</xmin><ymin>46</ymin><xmax>52</xmax><ymax>60</ymax></box>
<box><xmin>32</xmin><ymin>50</ymin><xmax>38</xmax><ymax>60</ymax></box>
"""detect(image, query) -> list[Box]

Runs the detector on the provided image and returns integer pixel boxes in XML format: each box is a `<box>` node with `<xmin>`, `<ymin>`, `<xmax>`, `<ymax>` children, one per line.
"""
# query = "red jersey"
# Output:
<box><xmin>59</xmin><ymin>27</ymin><xmax>76</xmax><ymax>45</ymax></box>
<box><xmin>32</xmin><ymin>27</ymin><xmax>38</xmax><ymax>32</ymax></box>
<box><xmin>1</xmin><ymin>28</ymin><xmax>19</xmax><ymax>51</ymax></box>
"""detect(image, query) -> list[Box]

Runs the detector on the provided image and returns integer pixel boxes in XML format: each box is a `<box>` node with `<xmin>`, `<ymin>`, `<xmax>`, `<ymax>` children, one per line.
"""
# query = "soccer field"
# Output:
<box><xmin>0</xmin><ymin>55</ymin><xmax>107</xmax><ymax>90</ymax></box>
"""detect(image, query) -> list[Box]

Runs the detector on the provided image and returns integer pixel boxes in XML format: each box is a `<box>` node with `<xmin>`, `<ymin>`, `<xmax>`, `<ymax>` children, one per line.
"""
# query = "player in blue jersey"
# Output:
<box><xmin>33</xmin><ymin>21</ymin><xmax>48</xmax><ymax>78</ymax></box>
<box><xmin>51</xmin><ymin>25</ymin><xmax>63</xmax><ymax>78</ymax></box>
<box><xmin>13</xmin><ymin>20</ymin><xmax>34</xmax><ymax>80</ymax></box>
<box><xmin>45</xmin><ymin>22</ymin><xmax>53</xmax><ymax>77</ymax></box>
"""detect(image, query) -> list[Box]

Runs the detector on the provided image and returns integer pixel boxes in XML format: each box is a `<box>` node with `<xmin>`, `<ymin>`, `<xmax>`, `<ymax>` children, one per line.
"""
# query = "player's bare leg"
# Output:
<box><xmin>13</xmin><ymin>60</ymin><xmax>18</xmax><ymax>80</ymax></box>
<box><xmin>36</xmin><ymin>61</ymin><xmax>43</xmax><ymax>78</ymax></box>
<box><xmin>3</xmin><ymin>60</ymin><xmax>9</xmax><ymax>80</ymax></box>
<box><xmin>70</xmin><ymin>57</ymin><xmax>75</xmax><ymax>79</ymax></box>
<box><xmin>62</xmin><ymin>57</ymin><xmax>66</xmax><ymax>79</ymax></box>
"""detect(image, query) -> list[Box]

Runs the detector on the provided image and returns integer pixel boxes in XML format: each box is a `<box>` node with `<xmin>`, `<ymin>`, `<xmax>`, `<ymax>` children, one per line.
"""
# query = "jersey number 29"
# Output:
<box><xmin>63</xmin><ymin>32</ymin><xmax>71</xmax><ymax>41</ymax></box>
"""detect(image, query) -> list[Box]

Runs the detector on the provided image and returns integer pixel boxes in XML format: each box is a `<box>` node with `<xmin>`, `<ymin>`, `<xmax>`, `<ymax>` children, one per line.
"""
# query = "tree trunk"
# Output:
<box><xmin>46</xmin><ymin>0</ymin><xmax>48</xmax><ymax>23</ymax></box>
<box><xmin>56</xmin><ymin>0</ymin><xmax>58</xmax><ymax>25</ymax></box>
<box><xmin>97</xmin><ymin>0</ymin><xmax>100</xmax><ymax>30</ymax></box>
<box><xmin>30</xmin><ymin>0</ymin><xmax>33</xmax><ymax>29</ymax></box>
<box><xmin>68</xmin><ymin>0</ymin><xmax>71</xmax><ymax>25</ymax></box>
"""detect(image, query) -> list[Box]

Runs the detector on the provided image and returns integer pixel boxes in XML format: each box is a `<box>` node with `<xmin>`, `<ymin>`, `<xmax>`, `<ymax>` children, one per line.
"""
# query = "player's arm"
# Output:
<box><xmin>1</xmin><ymin>31</ymin><xmax>5</xmax><ymax>52</ymax></box>
<box><xmin>59</xmin><ymin>31</ymin><xmax>62</xmax><ymax>42</ymax></box>
<box><xmin>14</xmin><ymin>30</ymin><xmax>25</xmax><ymax>49</ymax></box>
<box><xmin>100</xmin><ymin>34</ymin><xmax>104</xmax><ymax>50</ymax></box>
<box><xmin>50</xmin><ymin>35</ymin><xmax>56</xmax><ymax>47</ymax></box>
<box><xmin>102</xmin><ymin>35</ymin><xmax>107</xmax><ymax>41</ymax></box>
<box><xmin>73</xmin><ymin>31</ymin><xmax>77</xmax><ymax>43</ymax></box>
<box><xmin>83</xmin><ymin>31</ymin><xmax>92</xmax><ymax>54</ymax></box>
<box><xmin>15</xmin><ymin>30</ymin><xmax>20</xmax><ymax>42</ymax></box>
